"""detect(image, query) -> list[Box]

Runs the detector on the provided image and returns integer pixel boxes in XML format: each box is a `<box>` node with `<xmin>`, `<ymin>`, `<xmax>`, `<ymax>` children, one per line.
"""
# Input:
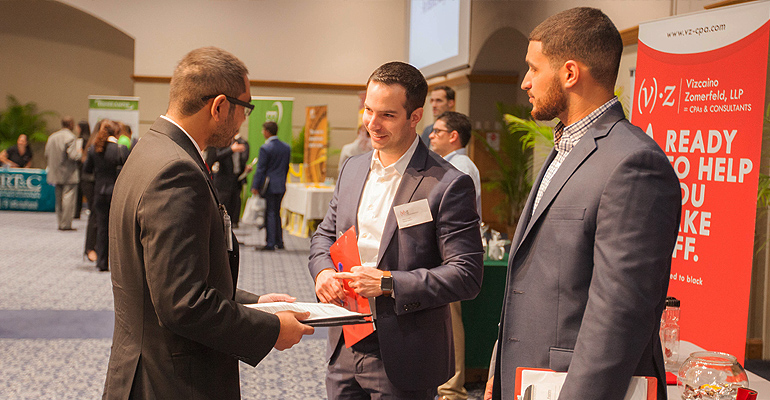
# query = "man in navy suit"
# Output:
<box><xmin>309</xmin><ymin>61</ymin><xmax>483</xmax><ymax>399</ymax></box>
<box><xmin>251</xmin><ymin>121</ymin><xmax>290</xmax><ymax>250</ymax></box>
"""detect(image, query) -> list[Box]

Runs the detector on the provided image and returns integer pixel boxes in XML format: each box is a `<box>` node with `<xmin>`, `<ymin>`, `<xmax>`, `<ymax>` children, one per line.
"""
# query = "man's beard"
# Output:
<box><xmin>531</xmin><ymin>76</ymin><xmax>567</xmax><ymax>121</ymax></box>
<box><xmin>209</xmin><ymin>113</ymin><xmax>238</xmax><ymax>147</ymax></box>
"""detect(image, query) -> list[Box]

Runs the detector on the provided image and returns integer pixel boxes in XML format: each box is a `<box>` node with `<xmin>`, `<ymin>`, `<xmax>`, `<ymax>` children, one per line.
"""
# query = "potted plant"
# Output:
<box><xmin>0</xmin><ymin>95</ymin><xmax>54</xmax><ymax>150</ymax></box>
<box><xmin>473</xmin><ymin>103</ymin><xmax>553</xmax><ymax>234</ymax></box>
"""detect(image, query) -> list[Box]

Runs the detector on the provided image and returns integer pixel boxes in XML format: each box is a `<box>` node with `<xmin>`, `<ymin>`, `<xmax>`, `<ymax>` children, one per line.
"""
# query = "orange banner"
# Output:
<box><xmin>304</xmin><ymin>105</ymin><xmax>328</xmax><ymax>183</ymax></box>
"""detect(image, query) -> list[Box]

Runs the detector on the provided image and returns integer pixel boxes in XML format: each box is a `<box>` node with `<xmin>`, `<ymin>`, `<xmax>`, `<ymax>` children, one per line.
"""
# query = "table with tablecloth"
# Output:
<box><xmin>0</xmin><ymin>167</ymin><xmax>54</xmax><ymax>212</ymax></box>
<box><xmin>281</xmin><ymin>182</ymin><xmax>334</xmax><ymax>237</ymax></box>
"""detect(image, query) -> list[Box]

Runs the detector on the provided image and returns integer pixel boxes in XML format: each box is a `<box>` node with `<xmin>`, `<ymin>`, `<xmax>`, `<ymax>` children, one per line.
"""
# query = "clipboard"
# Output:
<box><xmin>329</xmin><ymin>226</ymin><xmax>374</xmax><ymax>346</ymax></box>
<box><xmin>514</xmin><ymin>367</ymin><xmax>657</xmax><ymax>400</ymax></box>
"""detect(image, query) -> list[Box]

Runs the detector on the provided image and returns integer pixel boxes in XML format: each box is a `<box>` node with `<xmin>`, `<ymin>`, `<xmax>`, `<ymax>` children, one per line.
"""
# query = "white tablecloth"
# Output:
<box><xmin>282</xmin><ymin>183</ymin><xmax>334</xmax><ymax>220</ymax></box>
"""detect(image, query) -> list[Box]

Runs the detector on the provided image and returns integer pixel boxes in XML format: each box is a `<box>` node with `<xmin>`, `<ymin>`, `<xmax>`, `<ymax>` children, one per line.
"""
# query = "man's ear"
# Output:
<box><xmin>210</xmin><ymin>95</ymin><xmax>228</xmax><ymax>122</ymax></box>
<box><xmin>448</xmin><ymin>99</ymin><xmax>456</xmax><ymax>109</ymax></box>
<box><xmin>410</xmin><ymin>107</ymin><xmax>424</xmax><ymax>128</ymax></box>
<box><xmin>562</xmin><ymin>60</ymin><xmax>580</xmax><ymax>89</ymax></box>
<box><xmin>449</xmin><ymin>130</ymin><xmax>460</xmax><ymax>145</ymax></box>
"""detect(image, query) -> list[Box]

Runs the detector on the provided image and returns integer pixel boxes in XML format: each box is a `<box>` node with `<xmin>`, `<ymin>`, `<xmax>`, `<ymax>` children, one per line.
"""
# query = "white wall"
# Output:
<box><xmin>59</xmin><ymin>0</ymin><xmax>408</xmax><ymax>84</ymax></box>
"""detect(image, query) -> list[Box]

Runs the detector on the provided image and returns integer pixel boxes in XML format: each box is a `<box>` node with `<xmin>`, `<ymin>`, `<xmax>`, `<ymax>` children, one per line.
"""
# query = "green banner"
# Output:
<box><xmin>243</xmin><ymin>97</ymin><xmax>294</xmax><ymax>196</ymax></box>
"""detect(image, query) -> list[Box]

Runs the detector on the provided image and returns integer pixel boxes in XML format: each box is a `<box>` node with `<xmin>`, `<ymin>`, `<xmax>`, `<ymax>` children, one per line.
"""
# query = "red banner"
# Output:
<box><xmin>634</xmin><ymin>3</ymin><xmax>770</xmax><ymax>361</ymax></box>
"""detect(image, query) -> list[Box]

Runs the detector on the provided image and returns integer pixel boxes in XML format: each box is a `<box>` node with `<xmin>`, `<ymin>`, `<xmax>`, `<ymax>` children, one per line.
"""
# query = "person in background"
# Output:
<box><xmin>0</xmin><ymin>134</ymin><xmax>33</xmax><ymax>168</ymax></box>
<box><xmin>45</xmin><ymin>116</ymin><xmax>82</xmax><ymax>231</ymax></box>
<box><xmin>81</xmin><ymin>120</ymin><xmax>100</xmax><ymax>262</ymax></box>
<box><xmin>309</xmin><ymin>61</ymin><xmax>483</xmax><ymax>400</ymax></box>
<box><xmin>251</xmin><ymin>121</ymin><xmax>290</xmax><ymax>251</ymax></box>
<box><xmin>419</xmin><ymin>86</ymin><xmax>455</xmax><ymax>146</ymax></box>
<box><xmin>74</xmin><ymin>121</ymin><xmax>90</xmax><ymax>219</ymax></box>
<box><xmin>338</xmin><ymin>123</ymin><xmax>372</xmax><ymax>168</ymax></box>
<box><xmin>428</xmin><ymin>110</ymin><xmax>481</xmax><ymax>400</ymax></box>
<box><xmin>209</xmin><ymin>135</ymin><xmax>251</xmax><ymax>229</ymax></box>
<box><xmin>485</xmin><ymin>8</ymin><xmax>681</xmax><ymax>400</ymax></box>
<box><xmin>102</xmin><ymin>47</ymin><xmax>312</xmax><ymax>399</ymax></box>
<box><xmin>83</xmin><ymin>119</ymin><xmax>128</xmax><ymax>272</ymax></box>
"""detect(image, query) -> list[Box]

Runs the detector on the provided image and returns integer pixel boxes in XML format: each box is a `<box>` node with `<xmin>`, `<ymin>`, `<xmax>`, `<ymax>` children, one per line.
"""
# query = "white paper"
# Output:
<box><xmin>518</xmin><ymin>370</ymin><xmax>649</xmax><ymax>400</ymax></box>
<box><xmin>246</xmin><ymin>301</ymin><xmax>369</xmax><ymax>322</ymax></box>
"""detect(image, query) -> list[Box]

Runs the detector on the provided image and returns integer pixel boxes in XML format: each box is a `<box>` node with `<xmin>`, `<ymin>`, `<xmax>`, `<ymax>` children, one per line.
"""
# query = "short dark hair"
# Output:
<box><xmin>437</xmin><ymin>111</ymin><xmax>472</xmax><ymax>147</ymax></box>
<box><xmin>367</xmin><ymin>61</ymin><xmax>428</xmax><ymax>117</ymax></box>
<box><xmin>433</xmin><ymin>86</ymin><xmax>455</xmax><ymax>102</ymax></box>
<box><xmin>529</xmin><ymin>7</ymin><xmax>622</xmax><ymax>91</ymax></box>
<box><xmin>262</xmin><ymin>121</ymin><xmax>278</xmax><ymax>136</ymax></box>
<box><xmin>169</xmin><ymin>47</ymin><xmax>249</xmax><ymax>116</ymax></box>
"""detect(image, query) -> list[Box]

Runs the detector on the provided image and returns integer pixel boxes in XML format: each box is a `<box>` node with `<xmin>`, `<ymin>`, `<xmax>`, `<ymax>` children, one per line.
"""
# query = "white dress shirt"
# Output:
<box><xmin>356</xmin><ymin>136</ymin><xmax>420</xmax><ymax>268</ymax></box>
<box><xmin>444</xmin><ymin>148</ymin><xmax>482</xmax><ymax>219</ymax></box>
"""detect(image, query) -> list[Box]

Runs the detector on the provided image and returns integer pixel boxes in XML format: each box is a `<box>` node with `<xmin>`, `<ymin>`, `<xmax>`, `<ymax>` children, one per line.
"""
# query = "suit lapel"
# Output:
<box><xmin>345</xmin><ymin>153</ymin><xmax>372</xmax><ymax>235</ymax></box>
<box><xmin>512</xmin><ymin>103</ymin><xmax>626</xmax><ymax>260</ymax></box>
<box><xmin>376</xmin><ymin>142</ymin><xmax>427</xmax><ymax>267</ymax></box>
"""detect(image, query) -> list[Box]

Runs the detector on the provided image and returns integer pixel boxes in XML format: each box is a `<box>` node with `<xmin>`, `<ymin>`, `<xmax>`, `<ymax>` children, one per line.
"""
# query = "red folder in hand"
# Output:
<box><xmin>329</xmin><ymin>226</ymin><xmax>373</xmax><ymax>347</ymax></box>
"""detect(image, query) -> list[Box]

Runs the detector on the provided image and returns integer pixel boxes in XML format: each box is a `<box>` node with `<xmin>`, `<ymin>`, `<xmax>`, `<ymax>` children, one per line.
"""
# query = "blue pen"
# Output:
<box><xmin>337</xmin><ymin>262</ymin><xmax>346</xmax><ymax>306</ymax></box>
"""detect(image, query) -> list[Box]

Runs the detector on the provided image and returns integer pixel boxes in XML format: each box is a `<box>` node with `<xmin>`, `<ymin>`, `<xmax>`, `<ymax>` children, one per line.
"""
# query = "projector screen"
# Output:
<box><xmin>408</xmin><ymin>0</ymin><xmax>471</xmax><ymax>79</ymax></box>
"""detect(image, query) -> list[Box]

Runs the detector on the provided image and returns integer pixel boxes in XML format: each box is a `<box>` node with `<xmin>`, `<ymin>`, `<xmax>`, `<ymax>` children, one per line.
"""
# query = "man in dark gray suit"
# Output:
<box><xmin>102</xmin><ymin>47</ymin><xmax>313</xmax><ymax>400</ymax></box>
<box><xmin>309</xmin><ymin>62</ymin><xmax>483</xmax><ymax>399</ymax></box>
<box><xmin>486</xmin><ymin>8</ymin><xmax>681</xmax><ymax>400</ymax></box>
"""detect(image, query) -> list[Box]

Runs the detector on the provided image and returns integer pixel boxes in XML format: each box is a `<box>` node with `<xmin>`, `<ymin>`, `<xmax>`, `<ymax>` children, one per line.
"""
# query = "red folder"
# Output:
<box><xmin>514</xmin><ymin>367</ymin><xmax>657</xmax><ymax>399</ymax></box>
<box><xmin>329</xmin><ymin>226</ymin><xmax>373</xmax><ymax>347</ymax></box>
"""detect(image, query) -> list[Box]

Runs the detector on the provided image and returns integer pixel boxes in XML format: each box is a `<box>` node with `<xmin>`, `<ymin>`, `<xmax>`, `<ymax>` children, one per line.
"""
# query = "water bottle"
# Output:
<box><xmin>660</xmin><ymin>296</ymin><xmax>680</xmax><ymax>369</ymax></box>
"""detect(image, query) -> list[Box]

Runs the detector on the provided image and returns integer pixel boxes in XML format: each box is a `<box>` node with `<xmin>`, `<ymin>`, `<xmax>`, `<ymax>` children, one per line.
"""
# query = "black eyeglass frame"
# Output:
<box><xmin>431</xmin><ymin>128</ymin><xmax>452</xmax><ymax>135</ymax></box>
<box><xmin>201</xmin><ymin>94</ymin><xmax>255</xmax><ymax>116</ymax></box>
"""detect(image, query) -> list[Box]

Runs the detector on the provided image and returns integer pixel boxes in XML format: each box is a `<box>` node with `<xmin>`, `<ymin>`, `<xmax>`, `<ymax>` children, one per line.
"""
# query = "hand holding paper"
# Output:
<box><xmin>273</xmin><ymin>310</ymin><xmax>314</xmax><ymax>351</ymax></box>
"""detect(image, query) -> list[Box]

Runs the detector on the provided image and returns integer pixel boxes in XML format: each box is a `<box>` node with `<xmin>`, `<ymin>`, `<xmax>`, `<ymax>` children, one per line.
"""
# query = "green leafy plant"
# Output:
<box><xmin>0</xmin><ymin>95</ymin><xmax>55</xmax><ymax>150</ymax></box>
<box><xmin>474</xmin><ymin>103</ymin><xmax>553</xmax><ymax>227</ymax></box>
<box><xmin>291</xmin><ymin>126</ymin><xmax>305</xmax><ymax>164</ymax></box>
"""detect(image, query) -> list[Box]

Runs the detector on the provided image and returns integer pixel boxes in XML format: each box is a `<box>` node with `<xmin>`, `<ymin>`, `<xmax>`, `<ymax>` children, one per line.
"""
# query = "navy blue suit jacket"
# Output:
<box><xmin>251</xmin><ymin>136</ymin><xmax>290</xmax><ymax>195</ymax></box>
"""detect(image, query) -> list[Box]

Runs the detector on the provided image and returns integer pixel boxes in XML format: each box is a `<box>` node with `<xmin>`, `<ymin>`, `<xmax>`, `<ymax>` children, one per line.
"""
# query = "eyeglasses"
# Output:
<box><xmin>431</xmin><ymin>128</ymin><xmax>451</xmax><ymax>135</ymax></box>
<box><xmin>201</xmin><ymin>94</ymin><xmax>254</xmax><ymax>117</ymax></box>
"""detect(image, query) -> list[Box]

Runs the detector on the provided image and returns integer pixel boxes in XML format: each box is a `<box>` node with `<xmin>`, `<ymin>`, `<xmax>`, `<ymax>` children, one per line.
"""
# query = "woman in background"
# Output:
<box><xmin>74</xmin><ymin>121</ymin><xmax>90</xmax><ymax>219</ymax></box>
<box><xmin>81</xmin><ymin>120</ymin><xmax>99</xmax><ymax>262</ymax></box>
<box><xmin>83</xmin><ymin>120</ymin><xmax>128</xmax><ymax>271</ymax></box>
<box><xmin>0</xmin><ymin>134</ymin><xmax>33</xmax><ymax>168</ymax></box>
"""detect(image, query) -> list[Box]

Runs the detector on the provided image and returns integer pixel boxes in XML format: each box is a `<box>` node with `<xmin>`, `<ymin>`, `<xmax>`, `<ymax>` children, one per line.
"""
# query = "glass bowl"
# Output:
<box><xmin>677</xmin><ymin>351</ymin><xmax>749</xmax><ymax>399</ymax></box>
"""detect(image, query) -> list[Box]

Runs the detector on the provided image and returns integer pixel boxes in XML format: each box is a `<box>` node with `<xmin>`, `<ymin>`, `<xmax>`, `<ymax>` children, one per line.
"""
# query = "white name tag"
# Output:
<box><xmin>393</xmin><ymin>199</ymin><xmax>433</xmax><ymax>229</ymax></box>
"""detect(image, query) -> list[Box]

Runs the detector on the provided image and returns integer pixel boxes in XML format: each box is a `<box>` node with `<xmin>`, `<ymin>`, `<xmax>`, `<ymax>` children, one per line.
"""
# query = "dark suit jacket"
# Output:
<box><xmin>102</xmin><ymin>117</ymin><xmax>281</xmax><ymax>400</ymax></box>
<box><xmin>83</xmin><ymin>141</ymin><xmax>129</xmax><ymax>196</ymax></box>
<box><xmin>210</xmin><ymin>137</ymin><xmax>250</xmax><ymax>198</ymax></box>
<box><xmin>309</xmin><ymin>139</ymin><xmax>484</xmax><ymax>391</ymax></box>
<box><xmin>492</xmin><ymin>103</ymin><xmax>681</xmax><ymax>400</ymax></box>
<box><xmin>251</xmin><ymin>136</ymin><xmax>290</xmax><ymax>196</ymax></box>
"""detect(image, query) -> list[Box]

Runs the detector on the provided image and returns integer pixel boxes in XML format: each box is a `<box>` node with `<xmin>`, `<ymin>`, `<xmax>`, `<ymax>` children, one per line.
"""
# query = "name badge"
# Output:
<box><xmin>393</xmin><ymin>199</ymin><xmax>433</xmax><ymax>229</ymax></box>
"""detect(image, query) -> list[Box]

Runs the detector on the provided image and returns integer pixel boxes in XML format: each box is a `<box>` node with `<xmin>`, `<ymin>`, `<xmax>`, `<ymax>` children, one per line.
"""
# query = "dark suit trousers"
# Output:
<box><xmin>93</xmin><ymin>193</ymin><xmax>111</xmax><ymax>271</ymax></box>
<box><xmin>327</xmin><ymin>334</ymin><xmax>433</xmax><ymax>400</ymax></box>
<box><xmin>264</xmin><ymin>192</ymin><xmax>284</xmax><ymax>248</ymax></box>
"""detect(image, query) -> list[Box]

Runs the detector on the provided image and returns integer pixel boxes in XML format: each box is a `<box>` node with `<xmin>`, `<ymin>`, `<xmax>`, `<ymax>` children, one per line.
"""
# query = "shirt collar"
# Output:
<box><xmin>160</xmin><ymin>115</ymin><xmax>203</xmax><ymax>157</ymax></box>
<box><xmin>266</xmin><ymin>135</ymin><xmax>278</xmax><ymax>143</ymax></box>
<box><xmin>370</xmin><ymin>135</ymin><xmax>420</xmax><ymax>176</ymax></box>
<box><xmin>443</xmin><ymin>147</ymin><xmax>467</xmax><ymax>162</ymax></box>
<box><xmin>554</xmin><ymin>97</ymin><xmax>619</xmax><ymax>153</ymax></box>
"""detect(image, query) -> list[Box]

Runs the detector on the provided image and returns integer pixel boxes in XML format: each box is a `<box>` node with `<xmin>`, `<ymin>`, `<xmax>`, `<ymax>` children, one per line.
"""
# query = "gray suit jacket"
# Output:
<box><xmin>44</xmin><ymin>128</ymin><xmax>81</xmax><ymax>185</ymax></box>
<box><xmin>492</xmin><ymin>103</ymin><xmax>681</xmax><ymax>400</ymax></box>
<box><xmin>309</xmin><ymin>139</ymin><xmax>484</xmax><ymax>391</ymax></box>
<box><xmin>102</xmin><ymin>118</ymin><xmax>281</xmax><ymax>400</ymax></box>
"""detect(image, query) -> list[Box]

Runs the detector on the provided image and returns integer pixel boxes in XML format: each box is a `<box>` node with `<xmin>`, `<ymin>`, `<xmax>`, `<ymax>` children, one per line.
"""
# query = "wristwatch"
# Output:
<box><xmin>380</xmin><ymin>271</ymin><xmax>393</xmax><ymax>296</ymax></box>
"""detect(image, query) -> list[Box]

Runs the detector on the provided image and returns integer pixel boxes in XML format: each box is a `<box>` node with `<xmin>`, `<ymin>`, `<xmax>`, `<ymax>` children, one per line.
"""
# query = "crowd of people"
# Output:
<box><xmin>0</xmin><ymin>6</ymin><xmax>684</xmax><ymax>400</ymax></box>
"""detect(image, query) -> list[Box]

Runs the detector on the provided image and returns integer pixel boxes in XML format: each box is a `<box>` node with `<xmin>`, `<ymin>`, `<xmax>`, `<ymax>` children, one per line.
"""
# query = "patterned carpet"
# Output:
<box><xmin>0</xmin><ymin>210</ymin><xmax>483</xmax><ymax>400</ymax></box>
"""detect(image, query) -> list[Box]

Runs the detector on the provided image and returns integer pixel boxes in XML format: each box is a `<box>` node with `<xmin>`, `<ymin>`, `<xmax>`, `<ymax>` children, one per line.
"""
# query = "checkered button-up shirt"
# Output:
<box><xmin>531</xmin><ymin>97</ymin><xmax>619</xmax><ymax>215</ymax></box>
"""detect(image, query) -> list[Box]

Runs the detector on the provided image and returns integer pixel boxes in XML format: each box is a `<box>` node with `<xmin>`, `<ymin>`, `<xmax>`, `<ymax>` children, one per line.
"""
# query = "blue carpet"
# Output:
<box><xmin>0</xmin><ymin>310</ymin><xmax>114</xmax><ymax>339</ymax></box>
